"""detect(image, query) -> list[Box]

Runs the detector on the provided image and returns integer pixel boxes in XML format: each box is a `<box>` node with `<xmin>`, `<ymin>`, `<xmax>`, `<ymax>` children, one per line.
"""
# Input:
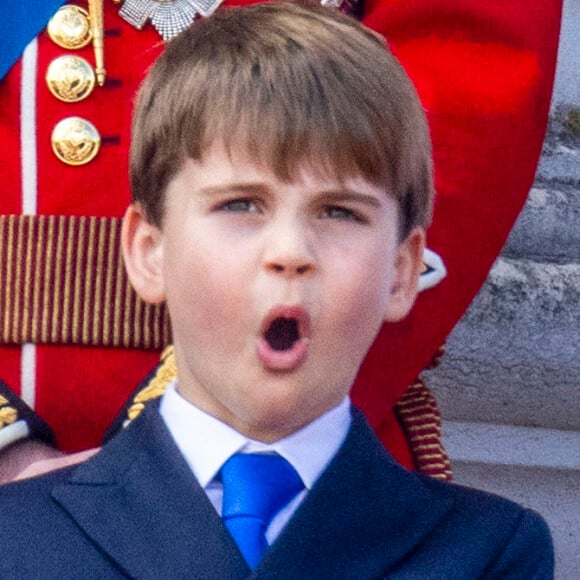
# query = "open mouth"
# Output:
<box><xmin>264</xmin><ymin>317</ymin><xmax>300</xmax><ymax>351</ymax></box>
<box><xmin>258</xmin><ymin>306</ymin><xmax>311</xmax><ymax>370</ymax></box>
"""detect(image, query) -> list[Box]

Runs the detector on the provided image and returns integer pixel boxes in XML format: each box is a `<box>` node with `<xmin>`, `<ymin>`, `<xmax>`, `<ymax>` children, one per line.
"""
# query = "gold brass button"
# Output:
<box><xmin>47</xmin><ymin>5</ymin><xmax>92</xmax><ymax>50</ymax></box>
<box><xmin>46</xmin><ymin>55</ymin><xmax>96</xmax><ymax>103</ymax></box>
<box><xmin>51</xmin><ymin>117</ymin><xmax>101</xmax><ymax>166</ymax></box>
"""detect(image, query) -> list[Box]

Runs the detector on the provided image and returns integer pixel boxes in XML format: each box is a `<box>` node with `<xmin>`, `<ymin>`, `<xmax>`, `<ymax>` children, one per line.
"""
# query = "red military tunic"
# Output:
<box><xmin>0</xmin><ymin>1</ymin><xmax>562</xmax><ymax>465</ymax></box>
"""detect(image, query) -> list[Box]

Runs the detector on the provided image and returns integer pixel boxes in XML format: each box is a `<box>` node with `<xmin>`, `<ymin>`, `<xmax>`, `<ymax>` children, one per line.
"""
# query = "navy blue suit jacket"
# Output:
<box><xmin>0</xmin><ymin>405</ymin><xmax>553</xmax><ymax>578</ymax></box>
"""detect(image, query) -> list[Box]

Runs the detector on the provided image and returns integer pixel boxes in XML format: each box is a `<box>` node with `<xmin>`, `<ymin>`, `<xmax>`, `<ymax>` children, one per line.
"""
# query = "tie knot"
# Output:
<box><xmin>221</xmin><ymin>453</ymin><xmax>303</xmax><ymax>523</ymax></box>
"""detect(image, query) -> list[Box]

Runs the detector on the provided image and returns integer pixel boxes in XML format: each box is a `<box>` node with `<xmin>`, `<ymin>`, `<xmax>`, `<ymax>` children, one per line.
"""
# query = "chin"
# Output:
<box><xmin>240</xmin><ymin>400</ymin><xmax>305</xmax><ymax>440</ymax></box>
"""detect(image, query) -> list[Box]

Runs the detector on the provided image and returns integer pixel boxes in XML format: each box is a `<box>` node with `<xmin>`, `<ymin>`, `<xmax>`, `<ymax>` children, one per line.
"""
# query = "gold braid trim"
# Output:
<box><xmin>125</xmin><ymin>346</ymin><xmax>177</xmax><ymax>423</ymax></box>
<box><xmin>395</xmin><ymin>378</ymin><xmax>452</xmax><ymax>481</ymax></box>
<box><xmin>0</xmin><ymin>394</ymin><xmax>18</xmax><ymax>430</ymax></box>
<box><xmin>0</xmin><ymin>215</ymin><xmax>170</xmax><ymax>349</ymax></box>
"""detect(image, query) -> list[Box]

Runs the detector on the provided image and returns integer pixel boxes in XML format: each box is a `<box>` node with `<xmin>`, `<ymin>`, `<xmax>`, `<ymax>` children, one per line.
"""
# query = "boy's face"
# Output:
<box><xmin>123</xmin><ymin>143</ymin><xmax>424</xmax><ymax>442</ymax></box>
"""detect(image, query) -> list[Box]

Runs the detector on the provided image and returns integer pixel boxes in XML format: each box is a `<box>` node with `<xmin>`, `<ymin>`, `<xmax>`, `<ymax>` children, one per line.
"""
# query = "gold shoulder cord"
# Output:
<box><xmin>88</xmin><ymin>0</ymin><xmax>106</xmax><ymax>86</ymax></box>
<box><xmin>125</xmin><ymin>346</ymin><xmax>177</xmax><ymax>424</ymax></box>
<box><xmin>0</xmin><ymin>395</ymin><xmax>18</xmax><ymax>430</ymax></box>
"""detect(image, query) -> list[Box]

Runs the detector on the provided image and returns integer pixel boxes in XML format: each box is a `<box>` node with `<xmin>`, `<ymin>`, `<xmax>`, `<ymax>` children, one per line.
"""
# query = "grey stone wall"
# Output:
<box><xmin>424</xmin><ymin>1</ymin><xmax>580</xmax><ymax>577</ymax></box>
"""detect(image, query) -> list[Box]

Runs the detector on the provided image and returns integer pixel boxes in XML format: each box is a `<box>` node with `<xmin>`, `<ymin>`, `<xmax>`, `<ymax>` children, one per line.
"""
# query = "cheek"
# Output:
<box><xmin>335</xmin><ymin>282</ymin><xmax>388</xmax><ymax>350</ymax></box>
<box><xmin>329</xmin><ymin>250</ymin><xmax>393</xmax><ymax>327</ymax></box>
<box><xmin>314</xmin><ymin>269</ymin><xmax>390</xmax><ymax>388</ymax></box>
<box><xmin>166</xmin><ymin>241</ymin><xmax>250</xmax><ymax>336</ymax></box>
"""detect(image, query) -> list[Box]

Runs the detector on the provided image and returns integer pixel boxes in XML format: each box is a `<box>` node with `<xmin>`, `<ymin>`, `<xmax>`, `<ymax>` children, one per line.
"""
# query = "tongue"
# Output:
<box><xmin>265</xmin><ymin>318</ymin><xmax>299</xmax><ymax>351</ymax></box>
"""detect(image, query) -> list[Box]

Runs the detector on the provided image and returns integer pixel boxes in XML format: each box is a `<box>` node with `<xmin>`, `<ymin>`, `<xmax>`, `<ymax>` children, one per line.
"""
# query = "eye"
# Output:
<box><xmin>216</xmin><ymin>198</ymin><xmax>260</xmax><ymax>213</ymax></box>
<box><xmin>321</xmin><ymin>205</ymin><xmax>365</xmax><ymax>223</ymax></box>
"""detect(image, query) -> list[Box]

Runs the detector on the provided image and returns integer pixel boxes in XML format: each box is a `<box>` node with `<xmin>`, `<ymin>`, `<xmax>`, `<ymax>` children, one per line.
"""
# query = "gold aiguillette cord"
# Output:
<box><xmin>88</xmin><ymin>0</ymin><xmax>106</xmax><ymax>86</ymax></box>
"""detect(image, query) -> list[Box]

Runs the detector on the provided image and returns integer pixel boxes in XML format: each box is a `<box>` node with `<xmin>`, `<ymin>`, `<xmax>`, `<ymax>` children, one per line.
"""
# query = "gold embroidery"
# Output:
<box><xmin>102</xmin><ymin>221</ymin><xmax>117</xmax><ymax>345</ymax></box>
<box><xmin>13</xmin><ymin>214</ymin><xmax>24</xmax><ymax>343</ymax></box>
<box><xmin>127</xmin><ymin>403</ymin><xmax>145</xmax><ymax>421</ymax></box>
<box><xmin>3</xmin><ymin>217</ymin><xmax>15</xmax><ymax>342</ymax></box>
<box><xmin>22</xmin><ymin>217</ymin><xmax>34</xmax><ymax>341</ymax></box>
<box><xmin>92</xmin><ymin>218</ymin><xmax>107</xmax><ymax>345</ymax></box>
<box><xmin>51</xmin><ymin>216</ymin><xmax>66</xmax><ymax>344</ymax></box>
<box><xmin>395</xmin><ymin>379</ymin><xmax>452</xmax><ymax>481</ymax></box>
<box><xmin>0</xmin><ymin>216</ymin><xmax>170</xmax><ymax>349</ymax></box>
<box><xmin>113</xmin><ymin>236</ymin><xmax>125</xmax><ymax>347</ymax></box>
<box><xmin>125</xmin><ymin>346</ymin><xmax>177</xmax><ymax>424</ymax></box>
<box><xmin>0</xmin><ymin>406</ymin><xmax>18</xmax><ymax>429</ymax></box>
<box><xmin>82</xmin><ymin>217</ymin><xmax>98</xmax><ymax>344</ymax></box>
<box><xmin>32</xmin><ymin>216</ymin><xmax>45</xmax><ymax>343</ymax></box>
<box><xmin>41</xmin><ymin>217</ymin><xmax>56</xmax><ymax>342</ymax></box>
<box><xmin>62</xmin><ymin>215</ymin><xmax>76</xmax><ymax>343</ymax></box>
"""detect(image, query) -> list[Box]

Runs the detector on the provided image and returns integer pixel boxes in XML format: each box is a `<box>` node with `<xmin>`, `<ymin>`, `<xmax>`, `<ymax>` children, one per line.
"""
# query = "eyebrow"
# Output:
<box><xmin>197</xmin><ymin>182</ymin><xmax>383</xmax><ymax>208</ymax></box>
<box><xmin>197</xmin><ymin>183</ymin><xmax>270</xmax><ymax>197</ymax></box>
<box><xmin>316</xmin><ymin>190</ymin><xmax>383</xmax><ymax>208</ymax></box>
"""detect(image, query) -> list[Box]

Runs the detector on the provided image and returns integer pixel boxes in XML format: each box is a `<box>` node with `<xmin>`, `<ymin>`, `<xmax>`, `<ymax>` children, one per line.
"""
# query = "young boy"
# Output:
<box><xmin>0</xmin><ymin>3</ymin><xmax>553</xmax><ymax>577</ymax></box>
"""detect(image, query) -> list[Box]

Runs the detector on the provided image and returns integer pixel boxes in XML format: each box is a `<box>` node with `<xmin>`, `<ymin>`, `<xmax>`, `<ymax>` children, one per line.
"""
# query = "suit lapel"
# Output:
<box><xmin>258</xmin><ymin>408</ymin><xmax>454</xmax><ymax>578</ymax></box>
<box><xmin>51</xmin><ymin>405</ymin><xmax>452</xmax><ymax>578</ymax></box>
<box><xmin>51</xmin><ymin>405</ymin><xmax>249</xmax><ymax>579</ymax></box>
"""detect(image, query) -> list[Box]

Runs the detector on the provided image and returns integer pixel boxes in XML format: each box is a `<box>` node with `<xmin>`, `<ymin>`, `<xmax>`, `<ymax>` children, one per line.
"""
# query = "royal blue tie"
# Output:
<box><xmin>220</xmin><ymin>453</ymin><xmax>304</xmax><ymax>570</ymax></box>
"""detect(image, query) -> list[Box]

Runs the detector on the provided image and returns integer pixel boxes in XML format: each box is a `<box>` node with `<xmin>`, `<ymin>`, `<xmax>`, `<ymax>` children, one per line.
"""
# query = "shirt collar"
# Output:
<box><xmin>160</xmin><ymin>381</ymin><xmax>352</xmax><ymax>490</ymax></box>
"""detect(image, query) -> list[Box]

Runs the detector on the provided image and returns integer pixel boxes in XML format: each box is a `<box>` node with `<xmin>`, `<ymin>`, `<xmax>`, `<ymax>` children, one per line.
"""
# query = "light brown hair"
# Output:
<box><xmin>130</xmin><ymin>1</ymin><xmax>433</xmax><ymax>237</ymax></box>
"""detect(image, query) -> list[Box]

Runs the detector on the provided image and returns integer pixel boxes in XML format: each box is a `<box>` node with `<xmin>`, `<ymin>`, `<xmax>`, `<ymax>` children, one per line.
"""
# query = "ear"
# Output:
<box><xmin>383</xmin><ymin>227</ymin><xmax>426</xmax><ymax>323</ymax></box>
<box><xmin>121</xmin><ymin>203</ymin><xmax>166</xmax><ymax>304</ymax></box>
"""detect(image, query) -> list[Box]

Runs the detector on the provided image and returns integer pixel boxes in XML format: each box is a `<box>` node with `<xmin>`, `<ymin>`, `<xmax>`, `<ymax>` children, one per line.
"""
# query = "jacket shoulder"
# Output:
<box><xmin>0</xmin><ymin>467</ymin><xmax>75</xmax><ymax>531</ymax></box>
<box><xmin>406</xmin><ymin>474</ymin><xmax>554</xmax><ymax>578</ymax></box>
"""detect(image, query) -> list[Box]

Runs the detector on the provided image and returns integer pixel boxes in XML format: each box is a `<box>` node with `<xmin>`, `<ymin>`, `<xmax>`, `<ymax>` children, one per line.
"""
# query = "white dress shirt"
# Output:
<box><xmin>160</xmin><ymin>381</ymin><xmax>352</xmax><ymax>544</ymax></box>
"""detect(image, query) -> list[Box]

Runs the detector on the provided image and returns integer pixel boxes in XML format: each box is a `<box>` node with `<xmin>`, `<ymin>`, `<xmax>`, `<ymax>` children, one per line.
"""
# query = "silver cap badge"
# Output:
<box><xmin>119</xmin><ymin>0</ymin><xmax>223</xmax><ymax>41</ymax></box>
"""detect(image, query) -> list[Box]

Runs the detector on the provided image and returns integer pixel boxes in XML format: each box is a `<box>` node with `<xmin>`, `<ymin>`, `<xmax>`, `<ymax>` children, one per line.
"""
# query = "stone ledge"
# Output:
<box><xmin>441</xmin><ymin>421</ymin><xmax>580</xmax><ymax>469</ymax></box>
<box><xmin>426</xmin><ymin>344</ymin><xmax>579</xmax><ymax>430</ymax></box>
<box><xmin>425</xmin><ymin>318</ymin><xmax>578</xmax><ymax>430</ymax></box>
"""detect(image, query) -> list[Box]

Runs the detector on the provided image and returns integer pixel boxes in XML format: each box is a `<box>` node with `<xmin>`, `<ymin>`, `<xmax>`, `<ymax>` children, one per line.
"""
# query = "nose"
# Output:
<box><xmin>263</xmin><ymin>220</ymin><xmax>315</xmax><ymax>277</ymax></box>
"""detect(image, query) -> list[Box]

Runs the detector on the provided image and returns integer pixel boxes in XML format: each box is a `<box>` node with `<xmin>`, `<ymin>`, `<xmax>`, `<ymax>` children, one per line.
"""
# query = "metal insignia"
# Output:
<box><xmin>51</xmin><ymin>117</ymin><xmax>101</xmax><ymax>166</ymax></box>
<box><xmin>119</xmin><ymin>0</ymin><xmax>223</xmax><ymax>41</ymax></box>
<box><xmin>46</xmin><ymin>55</ymin><xmax>96</xmax><ymax>103</ymax></box>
